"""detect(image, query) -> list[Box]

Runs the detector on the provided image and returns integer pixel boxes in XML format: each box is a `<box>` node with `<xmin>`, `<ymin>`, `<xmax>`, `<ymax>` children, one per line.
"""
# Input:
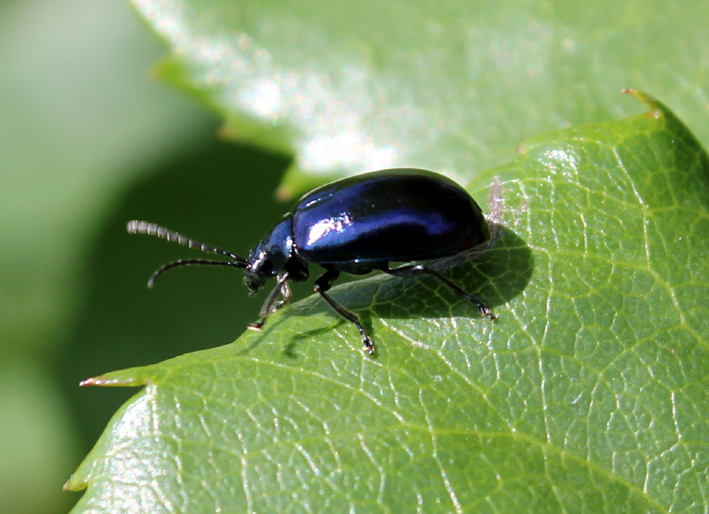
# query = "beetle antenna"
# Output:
<box><xmin>147</xmin><ymin>259</ymin><xmax>246</xmax><ymax>288</ymax></box>
<box><xmin>127</xmin><ymin>220</ymin><xmax>248</xmax><ymax>263</ymax></box>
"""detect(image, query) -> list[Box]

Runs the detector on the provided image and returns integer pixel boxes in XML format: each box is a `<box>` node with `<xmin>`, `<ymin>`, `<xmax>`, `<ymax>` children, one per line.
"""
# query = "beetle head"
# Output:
<box><xmin>244</xmin><ymin>218</ymin><xmax>309</xmax><ymax>294</ymax></box>
<box><xmin>244</xmin><ymin>244</ymin><xmax>272</xmax><ymax>294</ymax></box>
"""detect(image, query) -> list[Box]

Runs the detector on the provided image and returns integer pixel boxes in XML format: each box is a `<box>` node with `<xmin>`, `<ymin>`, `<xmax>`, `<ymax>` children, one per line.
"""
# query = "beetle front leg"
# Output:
<box><xmin>384</xmin><ymin>264</ymin><xmax>496</xmax><ymax>320</ymax></box>
<box><xmin>247</xmin><ymin>274</ymin><xmax>291</xmax><ymax>331</ymax></box>
<box><xmin>314</xmin><ymin>270</ymin><xmax>375</xmax><ymax>355</ymax></box>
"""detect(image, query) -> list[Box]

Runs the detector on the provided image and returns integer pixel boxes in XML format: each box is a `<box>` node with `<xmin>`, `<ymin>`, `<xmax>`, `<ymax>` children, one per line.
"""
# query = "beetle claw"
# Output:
<box><xmin>247</xmin><ymin>320</ymin><xmax>265</xmax><ymax>332</ymax></box>
<box><xmin>479</xmin><ymin>305</ymin><xmax>497</xmax><ymax>321</ymax></box>
<box><xmin>361</xmin><ymin>340</ymin><xmax>376</xmax><ymax>355</ymax></box>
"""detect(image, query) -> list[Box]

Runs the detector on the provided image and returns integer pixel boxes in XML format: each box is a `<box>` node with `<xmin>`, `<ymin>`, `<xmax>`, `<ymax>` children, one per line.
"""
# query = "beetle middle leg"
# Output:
<box><xmin>248</xmin><ymin>274</ymin><xmax>291</xmax><ymax>331</ymax></box>
<box><xmin>314</xmin><ymin>269</ymin><xmax>375</xmax><ymax>355</ymax></box>
<box><xmin>384</xmin><ymin>264</ymin><xmax>496</xmax><ymax>320</ymax></box>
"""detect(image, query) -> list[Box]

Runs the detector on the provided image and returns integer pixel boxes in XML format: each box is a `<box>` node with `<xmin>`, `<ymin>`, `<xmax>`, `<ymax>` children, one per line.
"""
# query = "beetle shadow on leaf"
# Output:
<box><xmin>367</xmin><ymin>223</ymin><xmax>532</xmax><ymax>320</ymax></box>
<box><xmin>236</xmin><ymin>320</ymin><xmax>337</xmax><ymax>359</ymax></box>
<box><xmin>264</xmin><ymin>223</ymin><xmax>532</xmax><ymax>355</ymax></box>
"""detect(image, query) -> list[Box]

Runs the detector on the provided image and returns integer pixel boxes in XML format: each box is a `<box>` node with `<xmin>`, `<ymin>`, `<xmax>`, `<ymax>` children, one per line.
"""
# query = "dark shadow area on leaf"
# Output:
<box><xmin>281</xmin><ymin>325</ymin><xmax>339</xmax><ymax>358</ymax></box>
<box><xmin>233</xmin><ymin>322</ymin><xmax>336</xmax><ymax>359</ymax></box>
<box><xmin>57</xmin><ymin>138</ymin><xmax>295</xmax><ymax>454</ymax></box>
<box><xmin>257</xmin><ymin>225</ymin><xmax>532</xmax><ymax>355</ymax></box>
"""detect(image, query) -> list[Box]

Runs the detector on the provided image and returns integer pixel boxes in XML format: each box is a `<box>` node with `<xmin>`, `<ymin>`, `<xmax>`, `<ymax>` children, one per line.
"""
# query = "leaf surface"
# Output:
<box><xmin>66</xmin><ymin>92</ymin><xmax>709</xmax><ymax>513</ymax></box>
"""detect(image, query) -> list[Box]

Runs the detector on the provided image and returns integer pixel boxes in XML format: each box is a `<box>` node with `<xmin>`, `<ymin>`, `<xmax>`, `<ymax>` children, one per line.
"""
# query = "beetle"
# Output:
<box><xmin>127</xmin><ymin>168</ymin><xmax>496</xmax><ymax>354</ymax></box>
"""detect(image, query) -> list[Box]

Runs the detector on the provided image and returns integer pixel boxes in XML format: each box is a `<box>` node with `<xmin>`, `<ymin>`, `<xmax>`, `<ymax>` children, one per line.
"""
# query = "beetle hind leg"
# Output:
<box><xmin>384</xmin><ymin>264</ymin><xmax>496</xmax><ymax>321</ymax></box>
<box><xmin>314</xmin><ymin>270</ymin><xmax>375</xmax><ymax>355</ymax></box>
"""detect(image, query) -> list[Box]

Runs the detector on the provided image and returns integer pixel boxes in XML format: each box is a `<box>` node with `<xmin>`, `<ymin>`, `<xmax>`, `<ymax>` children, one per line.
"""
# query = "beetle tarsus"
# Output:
<box><xmin>479</xmin><ymin>305</ymin><xmax>497</xmax><ymax>321</ymax></box>
<box><xmin>355</xmin><ymin>322</ymin><xmax>376</xmax><ymax>355</ymax></box>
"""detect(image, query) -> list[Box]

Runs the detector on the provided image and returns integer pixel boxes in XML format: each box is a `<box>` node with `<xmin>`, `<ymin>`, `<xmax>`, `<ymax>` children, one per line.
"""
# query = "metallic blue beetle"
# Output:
<box><xmin>128</xmin><ymin>168</ymin><xmax>495</xmax><ymax>354</ymax></box>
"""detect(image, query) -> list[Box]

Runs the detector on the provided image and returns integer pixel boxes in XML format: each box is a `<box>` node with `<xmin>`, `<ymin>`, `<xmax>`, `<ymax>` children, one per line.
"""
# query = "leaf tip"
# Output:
<box><xmin>80</xmin><ymin>375</ymin><xmax>130</xmax><ymax>387</ymax></box>
<box><xmin>622</xmin><ymin>89</ymin><xmax>663</xmax><ymax>118</ymax></box>
<box><xmin>79</xmin><ymin>370</ymin><xmax>150</xmax><ymax>388</ymax></box>
<box><xmin>63</xmin><ymin>474</ymin><xmax>86</xmax><ymax>492</ymax></box>
<box><xmin>79</xmin><ymin>377</ymin><xmax>97</xmax><ymax>387</ymax></box>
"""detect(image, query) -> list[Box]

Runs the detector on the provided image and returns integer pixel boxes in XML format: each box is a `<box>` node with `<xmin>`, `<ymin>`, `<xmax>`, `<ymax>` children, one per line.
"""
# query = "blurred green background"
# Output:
<box><xmin>0</xmin><ymin>0</ymin><xmax>297</xmax><ymax>512</ymax></box>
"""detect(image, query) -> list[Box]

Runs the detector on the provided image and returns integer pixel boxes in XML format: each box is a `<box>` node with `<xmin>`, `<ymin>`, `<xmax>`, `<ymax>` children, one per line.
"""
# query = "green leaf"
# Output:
<box><xmin>66</xmin><ymin>92</ymin><xmax>709</xmax><ymax>513</ymax></box>
<box><xmin>130</xmin><ymin>0</ymin><xmax>709</xmax><ymax>198</ymax></box>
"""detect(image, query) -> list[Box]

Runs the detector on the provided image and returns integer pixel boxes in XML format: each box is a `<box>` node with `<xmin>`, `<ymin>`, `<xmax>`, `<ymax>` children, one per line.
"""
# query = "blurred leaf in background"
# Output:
<box><xmin>0</xmin><ymin>0</ymin><xmax>214</xmax><ymax>512</ymax></box>
<box><xmin>131</xmin><ymin>0</ymin><xmax>709</xmax><ymax>197</ymax></box>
